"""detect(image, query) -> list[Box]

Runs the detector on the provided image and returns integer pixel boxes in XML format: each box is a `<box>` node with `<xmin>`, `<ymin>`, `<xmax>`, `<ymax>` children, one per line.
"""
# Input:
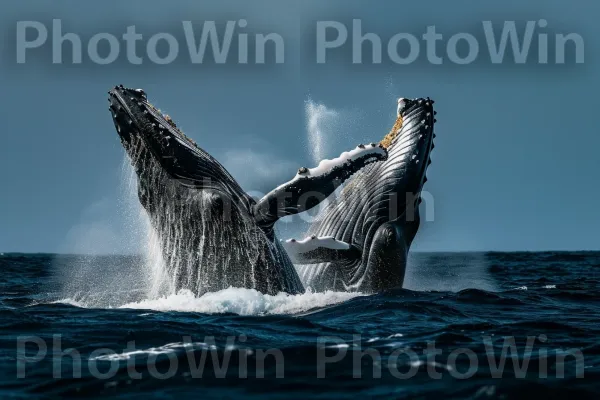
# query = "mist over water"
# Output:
<box><xmin>405</xmin><ymin>252</ymin><xmax>498</xmax><ymax>293</ymax></box>
<box><xmin>55</xmin><ymin>157</ymin><xmax>172</xmax><ymax>307</ymax></box>
<box><xmin>305</xmin><ymin>98</ymin><xmax>340</xmax><ymax>166</ymax></box>
<box><xmin>120</xmin><ymin>157</ymin><xmax>173</xmax><ymax>299</ymax></box>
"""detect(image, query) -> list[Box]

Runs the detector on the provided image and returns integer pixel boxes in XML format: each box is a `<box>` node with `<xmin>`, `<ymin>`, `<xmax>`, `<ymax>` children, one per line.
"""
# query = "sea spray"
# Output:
<box><xmin>54</xmin><ymin>155</ymin><xmax>173</xmax><ymax>308</ymax></box>
<box><xmin>120</xmin><ymin>156</ymin><xmax>172</xmax><ymax>299</ymax></box>
<box><xmin>305</xmin><ymin>98</ymin><xmax>339</xmax><ymax>166</ymax></box>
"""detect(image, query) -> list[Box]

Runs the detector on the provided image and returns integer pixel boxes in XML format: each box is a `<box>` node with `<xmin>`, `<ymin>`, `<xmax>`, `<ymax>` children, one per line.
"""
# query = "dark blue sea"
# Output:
<box><xmin>0</xmin><ymin>252</ymin><xmax>598</xmax><ymax>399</ymax></box>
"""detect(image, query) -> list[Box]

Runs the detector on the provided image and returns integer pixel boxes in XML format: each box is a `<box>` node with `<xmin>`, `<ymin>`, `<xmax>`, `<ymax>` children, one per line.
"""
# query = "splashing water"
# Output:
<box><xmin>57</xmin><ymin>287</ymin><xmax>362</xmax><ymax>316</ymax></box>
<box><xmin>120</xmin><ymin>156</ymin><xmax>172</xmax><ymax>299</ymax></box>
<box><xmin>55</xmin><ymin>157</ymin><xmax>173</xmax><ymax>307</ymax></box>
<box><xmin>305</xmin><ymin>98</ymin><xmax>340</xmax><ymax>165</ymax></box>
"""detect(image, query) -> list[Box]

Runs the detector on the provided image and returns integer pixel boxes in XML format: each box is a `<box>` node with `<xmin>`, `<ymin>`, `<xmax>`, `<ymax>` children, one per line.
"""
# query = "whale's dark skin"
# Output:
<box><xmin>292</xmin><ymin>98</ymin><xmax>436</xmax><ymax>293</ymax></box>
<box><xmin>107</xmin><ymin>85</ymin><xmax>390</xmax><ymax>296</ymax></box>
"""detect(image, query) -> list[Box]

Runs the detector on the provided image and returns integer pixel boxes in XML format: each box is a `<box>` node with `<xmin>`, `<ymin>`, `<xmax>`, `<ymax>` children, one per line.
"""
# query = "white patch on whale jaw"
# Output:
<box><xmin>272</xmin><ymin>144</ymin><xmax>387</xmax><ymax>194</ymax></box>
<box><xmin>283</xmin><ymin>236</ymin><xmax>351</xmax><ymax>252</ymax></box>
<box><xmin>299</xmin><ymin>145</ymin><xmax>386</xmax><ymax>179</ymax></box>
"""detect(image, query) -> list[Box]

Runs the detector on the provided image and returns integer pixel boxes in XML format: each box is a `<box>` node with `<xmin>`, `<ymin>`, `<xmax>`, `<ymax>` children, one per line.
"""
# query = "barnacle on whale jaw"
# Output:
<box><xmin>146</xmin><ymin>101</ymin><xmax>198</xmax><ymax>147</ymax></box>
<box><xmin>164</xmin><ymin>115</ymin><xmax>177</xmax><ymax>128</ymax></box>
<box><xmin>379</xmin><ymin>114</ymin><xmax>404</xmax><ymax>150</ymax></box>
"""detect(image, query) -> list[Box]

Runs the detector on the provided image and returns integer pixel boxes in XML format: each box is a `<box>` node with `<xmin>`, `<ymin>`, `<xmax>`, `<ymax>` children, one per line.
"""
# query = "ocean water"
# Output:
<box><xmin>0</xmin><ymin>252</ymin><xmax>598</xmax><ymax>399</ymax></box>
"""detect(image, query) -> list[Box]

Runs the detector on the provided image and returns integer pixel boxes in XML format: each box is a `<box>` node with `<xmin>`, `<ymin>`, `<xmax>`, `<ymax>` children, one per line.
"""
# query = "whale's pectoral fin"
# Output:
<box><xmin>282</xmin><ymin>236</ymin><xmax>361</xmax><ymax>264</ymax></box>
<box><xmin>252</xmin><ymin>144</ymin><xmax>388</xmax><ymax>230</ymax></box>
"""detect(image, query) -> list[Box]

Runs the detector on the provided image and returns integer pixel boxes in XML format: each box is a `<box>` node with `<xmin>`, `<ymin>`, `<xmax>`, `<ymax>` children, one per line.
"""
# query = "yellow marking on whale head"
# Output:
<box><xmin>379</xmin><ymin>114</ymin><xmax>404</xmax><ymax>149</ymax></box>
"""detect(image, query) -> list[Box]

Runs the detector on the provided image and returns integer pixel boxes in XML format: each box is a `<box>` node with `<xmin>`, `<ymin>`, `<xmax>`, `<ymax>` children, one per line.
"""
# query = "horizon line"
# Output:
<box><xmin>2</xmin><ymin>250</ymin><xmax>600</xmax><ymax>257</ymax></box>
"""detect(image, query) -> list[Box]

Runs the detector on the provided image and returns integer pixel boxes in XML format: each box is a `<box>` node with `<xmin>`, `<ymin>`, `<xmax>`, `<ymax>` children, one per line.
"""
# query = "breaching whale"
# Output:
<box><xmin>291</xmin><ymin>97</ymin><xmax>436</xmax><ymax>293</ymax></box>
<box><xmin>108</xmin><ymin>86</ymin><xmax>435</xmax><ymax>295</ymax></box>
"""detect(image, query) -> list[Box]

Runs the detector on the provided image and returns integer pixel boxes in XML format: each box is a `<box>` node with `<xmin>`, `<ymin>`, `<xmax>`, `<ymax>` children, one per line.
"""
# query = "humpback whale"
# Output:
<box><xmin>108</xmin><ymin>86</ymin><xmax>435</xmax><ymax>295</ymax></box>
<box><xmin>108</xmin><ymin>85</ymin><xmax>389</xmax><ymax>296</ymax></box>
<box><xmin>291</xmin><ymin>97</ymin><xmax>436</xmax><ymax>293</ymax></box>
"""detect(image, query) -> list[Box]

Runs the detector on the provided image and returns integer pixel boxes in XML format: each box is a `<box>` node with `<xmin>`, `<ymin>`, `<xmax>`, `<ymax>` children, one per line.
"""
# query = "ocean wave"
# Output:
<box><xmin>90</xmin><ymin>341</ymin><xmax>216</xmax><ymax>361</ymax></box>
<box><xmin>3</xmin><ymin>253</ymin><xmax>598</xmax><ymax>398</ymax></box>
<box><xmin>57</xmin><ymin>287</ymin><xmax>363</xmax><ymax>316</ymax></box>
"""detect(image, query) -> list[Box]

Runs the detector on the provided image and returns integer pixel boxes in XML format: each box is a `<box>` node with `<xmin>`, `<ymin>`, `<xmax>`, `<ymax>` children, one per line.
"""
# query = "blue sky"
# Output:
<box><xmin>1</xmin><ymin>0</ymin><xmax>598</xmax><ymax>253</ymax></box>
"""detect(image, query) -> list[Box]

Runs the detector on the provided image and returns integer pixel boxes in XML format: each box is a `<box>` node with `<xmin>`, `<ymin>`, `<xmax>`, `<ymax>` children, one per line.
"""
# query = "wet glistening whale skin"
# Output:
<box><xmin>293</xmin><ymin>97</ymin><xmax>436</xmax><ymax>292</ymax></box>
<box><xmin>108</xmin><ymin>86</ymin><xmax>435</xmax><ymax>295</ymax></box>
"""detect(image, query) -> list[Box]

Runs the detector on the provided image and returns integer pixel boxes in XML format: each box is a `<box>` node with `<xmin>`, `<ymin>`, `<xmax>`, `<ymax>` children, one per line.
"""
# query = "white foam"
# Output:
<box><xmin>273</xmin><ymin>145</ymin><xmax>385</xmax><ymax>194</ymax></box>
<box><xmin>387</xmin><ymin>333</ymin><xmax>404</xmax><ymax>338</ymax></box>
<box><xmin>410</xmin><ymin>360</ymin><xmax>453</xmax><ymax>371</ymax></box>
<box><xmin>91</xmin><ymin>341</ymin><xmax>214</xmax><ymax>361</ymax></box>
<box><xmin>327</xmin><ymin>343</ymin><xmax>350</xmax><ymax>349</ymax></box>
<box><xmin>283</xmin><ymin>236</ymin><xmax>350</xmax><ymax>252</ymax></box>
<box><xmin>55</xmin><ymin>288</ymin><xmax>363</xmax><ymax>316</ymax></box>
